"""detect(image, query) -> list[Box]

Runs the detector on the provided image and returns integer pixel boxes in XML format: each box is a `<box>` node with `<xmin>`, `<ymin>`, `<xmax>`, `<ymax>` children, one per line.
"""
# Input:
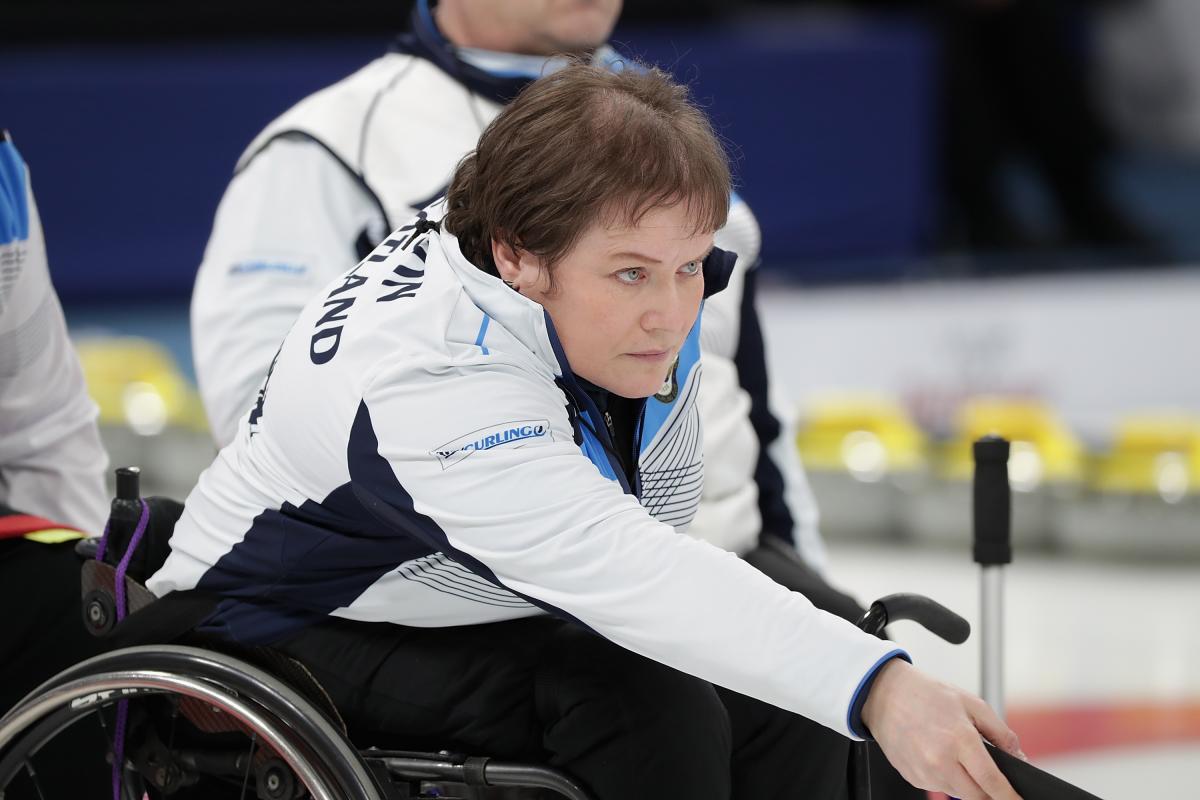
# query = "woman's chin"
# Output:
<box><xmin>606</xmin><ymin>376</ymin><xmax>666</xmax><ymax>400</ymax></box>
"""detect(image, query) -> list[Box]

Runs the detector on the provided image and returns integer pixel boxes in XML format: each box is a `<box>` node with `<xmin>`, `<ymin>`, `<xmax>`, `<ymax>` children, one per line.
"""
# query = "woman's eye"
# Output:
<box><xmin>679</xmin><ymin>260</ymin><xmax>701</xmax><ymax>276</ymax></box>
<box><xmin>617</xmin><ymin>268</ymin><xmax>644</xmax><ymax>284</ymax></box>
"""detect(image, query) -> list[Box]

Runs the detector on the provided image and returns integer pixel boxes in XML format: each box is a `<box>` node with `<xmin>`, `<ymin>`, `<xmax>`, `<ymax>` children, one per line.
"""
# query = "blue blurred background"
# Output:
<box><xmin>4</xmin><ymin>18</ymin><xmax>945</xmax><ymax>302</ymax></box>
<box><xmin>13</xmin><ymin>0</ymin><xmax>1200</xmax><ymax>310</ymax></box>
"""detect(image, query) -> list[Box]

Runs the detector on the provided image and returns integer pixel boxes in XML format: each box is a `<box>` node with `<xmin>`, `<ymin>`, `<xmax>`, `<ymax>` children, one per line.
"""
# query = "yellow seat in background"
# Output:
<box><xmin>796</xmin><ymin>393</ymin><xmax>927</xmax><ymax>482</ymax></box>
<box><xmin>75</xmin><ymin>336</ymin><xmax>208</xmax><ymax>436</ymax></box>
<box><xmin>1089</xmin><ymin>413</ymin><xmax>1200</xmax><ymax>502</ymax></box>
<box><xmin>937</xmin><ymin>398</ymin><xmax>1084</xmax><ymax>492</ymax></box>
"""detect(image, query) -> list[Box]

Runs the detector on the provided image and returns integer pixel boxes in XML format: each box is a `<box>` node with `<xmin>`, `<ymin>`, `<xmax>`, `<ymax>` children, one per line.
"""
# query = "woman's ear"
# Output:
<box><xmin>491</xmin><ymin>237</ymin><xmax>522</xmax><ymax>287</ymax></box>
<box><xmin>490</xmin><ymin>237</ymin><xmax>540</xmax><ymax>294</ymax></box>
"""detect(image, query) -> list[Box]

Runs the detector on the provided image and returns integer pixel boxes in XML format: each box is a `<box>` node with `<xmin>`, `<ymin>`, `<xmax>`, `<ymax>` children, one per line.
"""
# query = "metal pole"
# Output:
<box><xmin>972</xmin><ymin>436</ymin><xmax>1011</xmax><ymax>720</ymax></box>
<box><xmin>980</xmin><ymin>565</ymin><xmax>1005</xmax><ymax>717</ymax></box>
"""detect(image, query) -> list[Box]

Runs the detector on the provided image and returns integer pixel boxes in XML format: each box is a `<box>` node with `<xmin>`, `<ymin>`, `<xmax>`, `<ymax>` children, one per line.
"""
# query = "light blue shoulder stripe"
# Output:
<box><xmin>0</xmin><ymin>139</ymin><xmax>30</xmax><ymax>246</ymax></box>
<box><xmin>474</xmin><ymin>312</ymin><xmax>491</xmax><ymax>355</ymax></box>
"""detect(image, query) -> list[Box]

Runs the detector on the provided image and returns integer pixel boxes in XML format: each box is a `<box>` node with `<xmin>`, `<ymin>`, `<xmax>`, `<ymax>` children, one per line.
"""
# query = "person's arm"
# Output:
<box><xmin>353</xmin><ymin>361</ymin><xmax>1023</xmax><ymax>797</ymax></box>
<box><xmin>191</xmin><ymin>136</ymin><xmax>385</xmax><ymax>447</ymax></box>
<box><xmin>352</xmin><ymin>358</ymin><xmax>898</xmax><ymax>740</ymax></box>
<box><xmin>0</xmin><ymin>133</ymin><xmax>108</xmax><ymax>533</ymax></box>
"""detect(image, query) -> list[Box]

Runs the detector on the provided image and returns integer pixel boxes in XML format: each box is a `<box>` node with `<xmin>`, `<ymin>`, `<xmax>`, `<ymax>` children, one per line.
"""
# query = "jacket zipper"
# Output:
<box><xmin>557</xmin><ymin>378</ymin><xmax>637</xmax><ymax>496</ymax></box>
<box><xmin>602</xmin><ymin>410</ymin><xmax>630</xmax><ymax>486</ymax></box>
<box><xmin>631</xmin><ymin>403</ymin><xmax>646</xmax><ymax>498</ymax></box>
<box><xmin>605</xmin><ymin>408</ymin><xmax>646</xmax><ymax>498</ymax></box>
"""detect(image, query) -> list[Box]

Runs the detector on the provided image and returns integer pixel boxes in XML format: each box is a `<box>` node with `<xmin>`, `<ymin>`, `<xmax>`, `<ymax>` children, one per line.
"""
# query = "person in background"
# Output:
<box><xmin>0</xmin><ymin>129</ymin><xmax>110</xmax><ymax>798</ymax></box>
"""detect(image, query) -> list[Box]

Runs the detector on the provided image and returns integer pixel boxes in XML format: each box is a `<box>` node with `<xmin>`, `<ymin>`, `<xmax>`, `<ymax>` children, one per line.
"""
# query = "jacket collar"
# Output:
<box><xmin>430</xmin><ymin>213</ymin><xmax>565</xmax><ymax>376</ymax></box>
<box><xmin>392</xmin><ymin>0</ymin><xmax>625</xmax><ymax>105</ymax></box>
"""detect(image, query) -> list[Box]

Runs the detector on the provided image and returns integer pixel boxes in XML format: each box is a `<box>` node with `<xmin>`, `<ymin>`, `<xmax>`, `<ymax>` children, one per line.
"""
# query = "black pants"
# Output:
<box><xmin>0</xmin><ymin>539</ymin><xmax>101</xmax><ymax>707</ymax></box>
<box><xmin>0</xmin><ymin>538</ymin><xmax>110</xmax><ymax>799</ymax></box>
<box><xmin>276</xmin><ymin>614</ymin><xmax>851</xmax><ymax>800</ymax></box>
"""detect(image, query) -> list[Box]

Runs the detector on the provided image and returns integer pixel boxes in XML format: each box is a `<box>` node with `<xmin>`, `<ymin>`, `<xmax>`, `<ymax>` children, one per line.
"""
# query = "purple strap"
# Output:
<box><xmin>112</xmin><ymin>700</ymin><xmax>131</xmax><ymax>800</ymax></box>
<box><xmin>112</xmin><ymin>501</ymin><xmax>150</xmax><ymax>621</ymax></box>
<box><xmin>94</xmin><ymin>518</ymin><xmax>111</xmax><ymax>563</ymax></box>
<box><xmin>103</xmin><ymin>499</ymin><xmax>149</xmax><ymax>800</ymax></box>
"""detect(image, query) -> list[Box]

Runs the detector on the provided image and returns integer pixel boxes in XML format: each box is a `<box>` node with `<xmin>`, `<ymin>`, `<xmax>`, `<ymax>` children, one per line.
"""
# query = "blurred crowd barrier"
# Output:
<box><xmin>760</xmin><ymin>267</ymin><xmax>1200</xmax><ymax>562</ymax></box>
<box><xmin>797</xmin><ymin>393</ymin><xmax>1200</xmax><ymax>560</ymax></box>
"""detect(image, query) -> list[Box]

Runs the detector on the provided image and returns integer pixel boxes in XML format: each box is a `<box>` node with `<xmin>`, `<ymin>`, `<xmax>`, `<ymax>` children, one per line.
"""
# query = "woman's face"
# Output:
<box><xmin>496</xmin><ymin>204</ymin><xmax>712</xmax><ymax>398</ymax></box>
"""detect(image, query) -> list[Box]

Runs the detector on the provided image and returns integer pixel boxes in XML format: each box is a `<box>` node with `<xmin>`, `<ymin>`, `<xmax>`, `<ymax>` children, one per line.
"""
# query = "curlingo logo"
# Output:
<box><xmin>432</xmin><ymin>420</ymin><xmax>551</xmax><ymax>469</ymax></box>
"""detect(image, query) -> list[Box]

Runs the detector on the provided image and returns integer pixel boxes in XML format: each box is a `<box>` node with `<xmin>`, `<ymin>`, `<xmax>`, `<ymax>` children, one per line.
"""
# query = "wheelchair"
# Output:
<box><xmin>0</xmin><ymin>467</ymin><xmax>1027</xmax><ymax>800</ymax></box>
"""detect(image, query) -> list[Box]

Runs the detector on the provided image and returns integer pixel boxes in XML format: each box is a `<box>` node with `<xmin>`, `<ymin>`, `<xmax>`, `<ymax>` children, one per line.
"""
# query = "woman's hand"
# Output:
<box><xmin>861</xmin><ymin>659</ymin><xmax>1026</xmax><ymax>800</ymax></box>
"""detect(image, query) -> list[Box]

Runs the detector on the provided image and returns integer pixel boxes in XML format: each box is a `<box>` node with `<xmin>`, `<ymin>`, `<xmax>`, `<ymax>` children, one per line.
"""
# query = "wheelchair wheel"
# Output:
<box><xmin>0</xmin><ymin>645</ymin><xmax>384</xmax><ymax>800</ymax></box>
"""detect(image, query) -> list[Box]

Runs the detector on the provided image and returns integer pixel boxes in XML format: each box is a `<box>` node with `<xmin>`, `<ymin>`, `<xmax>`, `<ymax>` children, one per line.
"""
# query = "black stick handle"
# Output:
<box><xmin>115</xmin><ymin>465</ymin><xmax>141</xmax><ymax>501</ymax></box>
<box><xmin>973</xmin><ymin>436</ymin><xmax>1012</xmax><ymax>566</ymax></box>
<box><xmin>987</xmin><ymin>744</ymin><xmax>1103</xmax><ymax>799</ymax></box>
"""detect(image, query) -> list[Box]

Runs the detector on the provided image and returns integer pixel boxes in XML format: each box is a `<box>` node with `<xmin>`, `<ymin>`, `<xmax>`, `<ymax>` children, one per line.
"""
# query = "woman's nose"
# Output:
<box><xmin>641</xmin><ymin>281</ymin><xmax>698</xmax><ymax>333</ymax></box>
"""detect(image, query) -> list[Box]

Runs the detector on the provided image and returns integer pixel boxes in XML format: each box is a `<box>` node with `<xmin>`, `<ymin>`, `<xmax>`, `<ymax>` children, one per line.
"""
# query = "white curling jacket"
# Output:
<box><xmin>157</xmin><ymin>211</ymin><xmax>901</xmax><ymax>739</ymax></box>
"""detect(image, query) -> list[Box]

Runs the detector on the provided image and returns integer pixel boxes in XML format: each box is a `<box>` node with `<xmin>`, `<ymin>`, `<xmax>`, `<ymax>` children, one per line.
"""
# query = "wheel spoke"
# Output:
<box><xmin>97</xmin><ymin>706</ymin><xmax>114</xmax><ymax>750</ymax></box>
<box><xmin>239</xmin><ymin>731</ymin><xmax>258</xmax><ymax>800</ymax></box>
<box><xmin>121</xmin><ymin>764</ymin><xmax>143</xmax><ymax>800</ymax></box>
<box><xmin>23</xmin><ymin>759</ymin><xmax>48</xmax><ymax>800</ymax></box>
<box><xmin>166</xmin><ymin>697</ymin><xmax>179</xmax><ymax>751</ymax></box>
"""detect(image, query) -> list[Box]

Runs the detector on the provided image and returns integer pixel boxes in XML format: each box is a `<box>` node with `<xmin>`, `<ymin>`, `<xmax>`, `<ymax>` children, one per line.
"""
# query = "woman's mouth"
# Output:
<box><xmin>626</xmin><ymin>350</ymin><xmax>671</xmax><ymax>362</ymax></box>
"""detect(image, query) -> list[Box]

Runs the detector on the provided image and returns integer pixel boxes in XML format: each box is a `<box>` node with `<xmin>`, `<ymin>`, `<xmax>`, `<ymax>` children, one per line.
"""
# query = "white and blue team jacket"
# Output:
<box><xmin>153</xmin><ymin>208</ymin><xmax>903</xmax><ymax>740</ymax></box>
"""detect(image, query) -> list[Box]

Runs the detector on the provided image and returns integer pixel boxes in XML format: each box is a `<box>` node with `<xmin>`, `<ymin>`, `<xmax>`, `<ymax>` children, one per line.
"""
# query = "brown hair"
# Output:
<box><xmin>445</xmin><ymin>60</ymin><xmax>731</xmax><ymax>280</ymax></box>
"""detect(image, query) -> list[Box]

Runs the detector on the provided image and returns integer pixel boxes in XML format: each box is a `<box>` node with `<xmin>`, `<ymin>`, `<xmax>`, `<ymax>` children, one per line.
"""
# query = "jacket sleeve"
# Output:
<box><xmin>349</xmin><ymin>360</ymin><xmax>902</xmax><ymax>740</ymax></box>
<box><xmin>191</xmin><ymin>137</ymin><xmax>385</xmax><ymax>447</ymax></box>
<box><xmin>0</xmin><ymin>137</ymin><xmax>109</xmax><ymax>533</ymax></box>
